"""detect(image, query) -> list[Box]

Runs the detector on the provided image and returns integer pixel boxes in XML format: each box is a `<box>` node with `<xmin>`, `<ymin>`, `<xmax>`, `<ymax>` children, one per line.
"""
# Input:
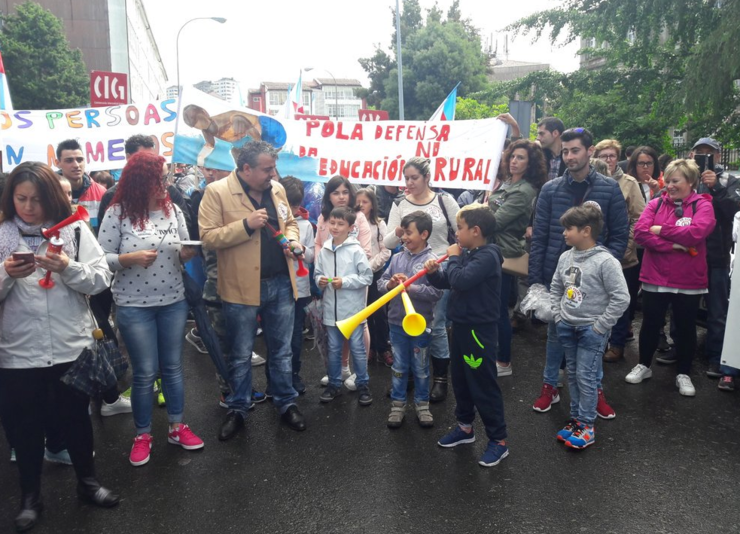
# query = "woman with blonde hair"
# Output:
<box><xmin>627</xmin><ymin>159</ymin><xmax>716</xmax><ymax>396</ymax></box>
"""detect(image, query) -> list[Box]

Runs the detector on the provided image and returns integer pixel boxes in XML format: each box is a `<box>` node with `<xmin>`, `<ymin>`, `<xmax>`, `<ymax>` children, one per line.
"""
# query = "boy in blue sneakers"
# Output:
<box><xmin>425</xmin><ymin>204</ymin><xmax>509</xmax><ymax>467</ymax></box>
<box><xmin>551</xmin><ymin>205</ymin><xmax>629</xmax><ymax>449</ymax></box>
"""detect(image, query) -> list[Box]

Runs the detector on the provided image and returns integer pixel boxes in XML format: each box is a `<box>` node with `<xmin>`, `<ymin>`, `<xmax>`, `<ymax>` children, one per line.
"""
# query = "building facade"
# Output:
<box><xmin>247</xmin><ymin>78</ymin><xmax>365</xmax><ymax>119</ymax></box>
<box><xmin>488</xmin><ymin>59</ymin><xmax>550</xmax><ymax>83</ymax></box>
<box><xmin>0</xmin><ymin>0</ymin><xmax>167</xmax><ymax>103</ymax></box>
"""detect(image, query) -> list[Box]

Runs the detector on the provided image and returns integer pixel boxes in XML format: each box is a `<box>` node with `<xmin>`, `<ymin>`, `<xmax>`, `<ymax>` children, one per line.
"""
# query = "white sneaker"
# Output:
<box><xmin>344</xmin><ymin>373</ymin><xmax>357</xmax><ymax>391</ymax></box>
<box><xmin>185</xmin><ymin>329</ymin><xmax>208</xmax><ymax>354</ymax></box>
<box><xmin>251</xmin><ymin>352</ymin><xmax>266</xmax><ymax>366</ymax></box>
<box><xmin>557</xmin><ymin>368</ymin><xmax>565</xmax><ymax>388</ymax></box>
<box><xmin>676</xmin><ymin>374</ymin><xmax>696</xmax><ymax>396</ymax></box>
<box><xmin>625</xmin><ymin>364</ymin><xmax>653</xmax><ymax>384</ymax></box>
<box><xmin>101</xmin><ymin>395</ymin><xmax>133</xmax><ymax>416</ymax></box>
<box><xmin>496</xmin><ymin>362</ymin><xmax>513</xmax><ymax>377</ymax></box>
<box><xmin>320</xmin><ymin>368</ymin><xmax>351</xmax><ymax>387</ymax></box>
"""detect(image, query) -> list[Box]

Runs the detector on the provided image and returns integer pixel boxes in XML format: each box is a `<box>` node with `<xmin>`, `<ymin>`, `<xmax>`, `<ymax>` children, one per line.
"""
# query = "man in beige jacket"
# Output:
<box><xmin>199</xmin><ymin>141</ymin><xmax>306</xmax><ymax>439</ymax></box>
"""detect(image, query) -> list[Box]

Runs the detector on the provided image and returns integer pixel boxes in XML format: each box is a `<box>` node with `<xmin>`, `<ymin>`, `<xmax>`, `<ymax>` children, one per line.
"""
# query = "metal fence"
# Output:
<box><xmin>673</xmin><ymin>146</ymin><xmax>740</xmax><ymax>171</ymax></box>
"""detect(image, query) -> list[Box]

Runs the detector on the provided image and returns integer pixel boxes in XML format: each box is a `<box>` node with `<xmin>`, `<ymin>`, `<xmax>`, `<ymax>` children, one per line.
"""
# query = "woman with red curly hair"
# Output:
<box><xmin>98</xmin><ymin>151</ymin><xmax>203</xmax><ymax>467</ymax></box>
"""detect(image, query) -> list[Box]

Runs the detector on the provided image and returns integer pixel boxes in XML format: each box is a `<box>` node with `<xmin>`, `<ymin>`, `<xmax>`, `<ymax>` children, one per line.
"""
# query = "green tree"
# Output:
<box><xmin>358</xmin><ymin>0</ymin><xmax>490</xmax><ymax>120</ymax></box>
<box><xmin>2</xmin><ymin>1</ymin><xmax>89</xmax><ymax>109</ymax></box>
<box><xmin>455</xmin><ymin>97</ymin><xmax>508</xmax><ymax>120</ymax></box>
<box><xmin>470</xmin><ymin>69</ymin><xmax>676</xmax><ymax>151</ymax></box>
<box><xmin>356</xmin><ymin>47</ymin><xmax>394</xmax><ymax>109</ymax></box>
<box><xmin>506</xmin><ymin>0</ymin><xmax>740</xmax><ymax>147</ymax></box>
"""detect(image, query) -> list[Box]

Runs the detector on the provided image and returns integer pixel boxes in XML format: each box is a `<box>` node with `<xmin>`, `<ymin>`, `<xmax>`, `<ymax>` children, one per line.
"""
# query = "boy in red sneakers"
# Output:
<box><xmin>550</xmin><ymin>205</ymin><xmax>629</xmax><ymax>449</ymax></box>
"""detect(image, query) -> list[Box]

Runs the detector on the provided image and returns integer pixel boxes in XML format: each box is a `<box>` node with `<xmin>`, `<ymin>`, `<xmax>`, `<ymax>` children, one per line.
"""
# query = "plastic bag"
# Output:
<box><xmin>306</xmin><ymin>298</ymin><xmax>328</xmax><ymax>367</ymax></box>
<box><xmin>520</xmin><ymin>283</ymin><xmax>553</xmax><ymax>323</ymax></box>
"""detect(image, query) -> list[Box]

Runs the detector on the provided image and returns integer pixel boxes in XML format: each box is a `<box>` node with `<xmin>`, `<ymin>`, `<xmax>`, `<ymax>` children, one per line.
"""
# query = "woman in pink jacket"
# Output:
<box><xmin>625</xmin><ymin>159</ymin><xmax>716</xmax><ymax>396</ymax></box>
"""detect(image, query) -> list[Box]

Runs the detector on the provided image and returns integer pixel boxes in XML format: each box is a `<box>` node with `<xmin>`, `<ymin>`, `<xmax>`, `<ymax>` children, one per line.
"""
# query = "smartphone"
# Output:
<box><xmin>12</xmin><ymin>252</ymin><xmax>35</xmax><ymax>264</ymax></box>
<box><xmin>694</xmin><ymin>154</ymin><xmax>714</xmax><ymax>173</ymax></box>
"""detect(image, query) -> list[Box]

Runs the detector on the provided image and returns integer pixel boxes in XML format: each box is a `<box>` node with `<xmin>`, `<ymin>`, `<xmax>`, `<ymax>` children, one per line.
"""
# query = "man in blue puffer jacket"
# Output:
<box><xmin>528</xmin><ymin>128</ymin><xmax>628</xmax><ymax>417</ymax></box>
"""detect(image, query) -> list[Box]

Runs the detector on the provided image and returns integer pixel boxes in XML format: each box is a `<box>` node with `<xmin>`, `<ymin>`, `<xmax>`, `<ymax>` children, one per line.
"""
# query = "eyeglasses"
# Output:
<box><xmin>636</xmin><ymin>161</ymin><xmax>654</xmax><ymax>168</ymax></box>
<box><xmin>674</xmin><ymin>202</ymin><xmax>683</xmax><ymax>218</ymax></box>
<box><xmin>598</xmin><ymin>154</ymin><xmax>618</xmax><ymax>161</ymax></box>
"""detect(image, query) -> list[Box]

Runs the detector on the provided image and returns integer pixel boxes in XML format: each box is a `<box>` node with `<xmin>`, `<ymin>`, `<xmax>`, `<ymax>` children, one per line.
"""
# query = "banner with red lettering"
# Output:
<box><xmin>174</xmin><ymin>88</ymin><xmax>508</xmax><ymax>191</ymax></box>
<box><xmin>1</xmin><ymin>100</ymin><xmax>178</xmax><ymax>172</ymax></box>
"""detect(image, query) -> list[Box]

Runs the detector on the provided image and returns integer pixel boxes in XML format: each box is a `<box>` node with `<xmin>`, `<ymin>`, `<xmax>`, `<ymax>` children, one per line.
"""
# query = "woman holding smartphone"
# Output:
<box><xmin>98</xmin><ymin>151</ymin><xmax>203</xmax><ymax>467</ymax></box>
<box><xmin>0</xmin><ymin>162</ymin><xmax>118</xmax><ymax>532</ymax></box>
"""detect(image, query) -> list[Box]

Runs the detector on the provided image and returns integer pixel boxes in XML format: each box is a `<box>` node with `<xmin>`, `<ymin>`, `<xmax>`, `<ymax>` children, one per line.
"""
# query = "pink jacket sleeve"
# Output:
<box><xmin>634</xmin><ymin>199</ymin><xmax>674</xmax><ymax>253</ymax></box>
<box><xmin>355</xmin><ymin>212</ymin><xmax>372</xmax><ymax>259</ymax></box>
<box><xmin>314</xmin><ymin>215</ymin><xmax>326</xmax><ymax>260</ymax></box>
<box><xmin>659</xmin><ymin>197</ymin><xmax>716</xmax><ymax>247</ymax></box>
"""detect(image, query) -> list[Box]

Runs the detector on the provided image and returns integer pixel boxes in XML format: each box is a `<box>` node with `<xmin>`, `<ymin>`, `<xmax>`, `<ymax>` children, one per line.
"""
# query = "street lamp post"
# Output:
<box><xmin>176</xmin><ymin>17</ymin><xmax>227</xmax><ymax>96</ymax></box>
<box><xmin>395</xmin><ymin>0</ymin><xmax>404</xmax><ymax>120</ymax></box>
<box><xmin>304</xmin><ymin>67</ymin><xmax>338</xmax><ymax>120</ymax></box>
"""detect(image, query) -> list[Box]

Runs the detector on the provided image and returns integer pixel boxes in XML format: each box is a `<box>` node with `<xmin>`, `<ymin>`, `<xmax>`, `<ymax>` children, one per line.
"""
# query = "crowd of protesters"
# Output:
<box><xmin>0</xmin><ymin>117</ymin><xmax>738</xmax><ymax>532</ymax></box>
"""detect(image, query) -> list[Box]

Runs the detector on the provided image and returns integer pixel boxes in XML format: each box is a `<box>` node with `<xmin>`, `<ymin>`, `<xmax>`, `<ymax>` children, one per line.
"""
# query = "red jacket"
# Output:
<box><xmin>635</xmin><ymin>191</ymin><xmax>716</xmax><ymax>290</ymax></box>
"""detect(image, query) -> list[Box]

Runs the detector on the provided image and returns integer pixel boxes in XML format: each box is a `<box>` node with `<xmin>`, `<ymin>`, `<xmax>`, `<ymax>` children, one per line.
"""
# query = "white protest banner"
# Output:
<box><xmin>1</xmin><ymin>99</ymin><xmax>178</xmax><ymax>172</ymax></box>
<box><xmin>721</xmin><ymin>260</ymin><xmax>740</xmax><ymax>370</ymax></box>
<box><xmin>174</xmin><ymin>88</ymin><xmax>507</xmax><ymax>191</ymax></box>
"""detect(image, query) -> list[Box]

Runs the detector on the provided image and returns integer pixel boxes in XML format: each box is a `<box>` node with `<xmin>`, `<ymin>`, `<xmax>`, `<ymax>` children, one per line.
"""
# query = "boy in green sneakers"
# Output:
<box><xmin>426</xmin><ymin>204</ymin><xmax>509</xmax><ymax>467</ymax></box>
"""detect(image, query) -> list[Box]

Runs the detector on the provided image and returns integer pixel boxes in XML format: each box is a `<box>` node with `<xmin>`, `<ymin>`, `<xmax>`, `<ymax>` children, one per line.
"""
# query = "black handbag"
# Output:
<box><xmin>60</xmin><ymin>298</ymin><xmax>128</xmax><ymax>397</ymax></box>
<box><xmin>437</xmin><ymin>193</ymin><xmax>457</xmax><ymax>245</ymax></box>
<box><xmin>60</xmin><ymin>228</ymin><xmax>128</xmax><ymax>396</ymax></box>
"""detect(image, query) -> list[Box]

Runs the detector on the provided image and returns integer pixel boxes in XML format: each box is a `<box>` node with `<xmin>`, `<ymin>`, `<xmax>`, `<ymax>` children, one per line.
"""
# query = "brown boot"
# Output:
<box><xmin>603</xmin><ymin>346</ymin><xmax>624</xmax><ymax>363</ymax></box>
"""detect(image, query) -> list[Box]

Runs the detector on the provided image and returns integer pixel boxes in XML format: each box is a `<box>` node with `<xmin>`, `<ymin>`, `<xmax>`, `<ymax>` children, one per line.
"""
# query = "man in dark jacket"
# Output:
<box><xmin>537</xmin><ymin>117</ymin><xmax>567</xmax><ymax>182</ymax></box>
<box><xmin>528</xmin><ymin>127</ymin><xmax>628</xmax><ymax>417</ymax></box>
<box><xmin>688</xmin><ymin>138</ymin><xmax>740</xmax><ymax>382</ymax></box>
<box><xmin>376</xmin><ymin>185</ymin><xmax>405</xmax><ymax>223</ymax></box>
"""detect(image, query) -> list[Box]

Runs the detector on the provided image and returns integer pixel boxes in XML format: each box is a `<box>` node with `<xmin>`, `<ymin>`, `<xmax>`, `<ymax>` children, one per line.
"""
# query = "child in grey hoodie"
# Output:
<box><xmin>550</xmin><ymin>204</ymin><xmax>629</xmax><ymax>450</ymax></box>
<box><xmin>315</xmin><ymin>207</ymin><xmax>374</xmax><ymax>406</ymax></box>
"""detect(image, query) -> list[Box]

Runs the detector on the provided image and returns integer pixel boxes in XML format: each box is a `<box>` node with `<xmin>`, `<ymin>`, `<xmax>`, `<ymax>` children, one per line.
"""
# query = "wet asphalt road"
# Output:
<box><xmin>0</xmin><ymin>318</ymin><xmax>739</xmax><ymax>534</ymax></box>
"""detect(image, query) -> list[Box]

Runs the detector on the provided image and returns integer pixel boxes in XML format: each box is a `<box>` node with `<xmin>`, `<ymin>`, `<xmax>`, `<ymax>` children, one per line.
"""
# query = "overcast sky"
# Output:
<box><xmin>144</xmin><ymin>0</ymin><xmax>579</xmax><ymax>93</ymax></box>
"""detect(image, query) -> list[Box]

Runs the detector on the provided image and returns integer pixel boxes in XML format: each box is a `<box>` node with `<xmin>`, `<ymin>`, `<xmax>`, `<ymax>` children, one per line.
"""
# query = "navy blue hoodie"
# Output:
<box><xmin>427</xmin><ymin>243</ymin><xmax>503</xmax><ymax>325</ymax></box>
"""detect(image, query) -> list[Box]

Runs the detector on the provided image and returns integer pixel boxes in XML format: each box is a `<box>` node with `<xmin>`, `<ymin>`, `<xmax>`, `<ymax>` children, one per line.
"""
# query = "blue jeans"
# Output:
<box><xmin>222</xmin><ymin>275</ymin><xmax>297</xmax><ymax>416</ymax></box>
<box><xmin>556</xmin><ymin>321</ymin><xmax>609</xmax><ymax>425</ymax></box>
<box><xmin>545</xmin><ymin>321</ymin><xmax>603</xmax><ymax>389</ymax></box>
<box><xmin>610</xmin><ymin>264</ymin><xmax>641</xmax><ymax>347</ymax></box>
<box><xmin>117</xmin><ymin>299</ymin><xmax>189</xmax><ymax>435</ymax></box>
<box><xmin>497</xmin><ymin>273</ymin><xmax>514</xmax><ymax>363</ymax></box>
<box><xmin>291</xmin><ymin>297</ymin><xmax>311</xmax><ymax>378</ymax></box>
<box><xmin>389</xmin><ymin>323</ymin><xmax>432</xmax><ymax>403</ymax></box>
<box><xmin>430</xmin><ymin>290</ymin><xmax>450</xmax><ymax>361</ymax></box>
<box><xmin>326</xmin><ymin>325</ymin><xmax>368</xmax><ymax>389</ymax></box>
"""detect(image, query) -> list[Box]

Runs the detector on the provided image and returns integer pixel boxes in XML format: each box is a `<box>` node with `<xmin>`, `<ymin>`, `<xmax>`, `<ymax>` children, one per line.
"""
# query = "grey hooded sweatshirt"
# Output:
<box><xmin>314</xmin><ymin>236</ymin><xmax>373</xmax><ymax>326</ymax></box>
<box><xmin>550</xmin><ymin>245</ymin><xmax>630</xmax><ymax>334</ymax></box>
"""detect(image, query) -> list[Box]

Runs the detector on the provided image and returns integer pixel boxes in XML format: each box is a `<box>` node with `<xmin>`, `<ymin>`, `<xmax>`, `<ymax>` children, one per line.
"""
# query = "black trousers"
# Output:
<box><xmin>639</xmin><ymin>291</ymin><xmax>701</xmax><ymax>375</ymax></box>
<box><xmin>367</xmin><ymin>270</ymin><xmax>390</xmax><ymax>353</ymax></box>
<box><xmin>450</xmin><ymin>322</ymin><xmax>507</xmax><ymax>442</ymax></box>
<box><xmin>0</xmin><ymin>363</ymin><xmax>95</xmax><ymax>494</ymax></box>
